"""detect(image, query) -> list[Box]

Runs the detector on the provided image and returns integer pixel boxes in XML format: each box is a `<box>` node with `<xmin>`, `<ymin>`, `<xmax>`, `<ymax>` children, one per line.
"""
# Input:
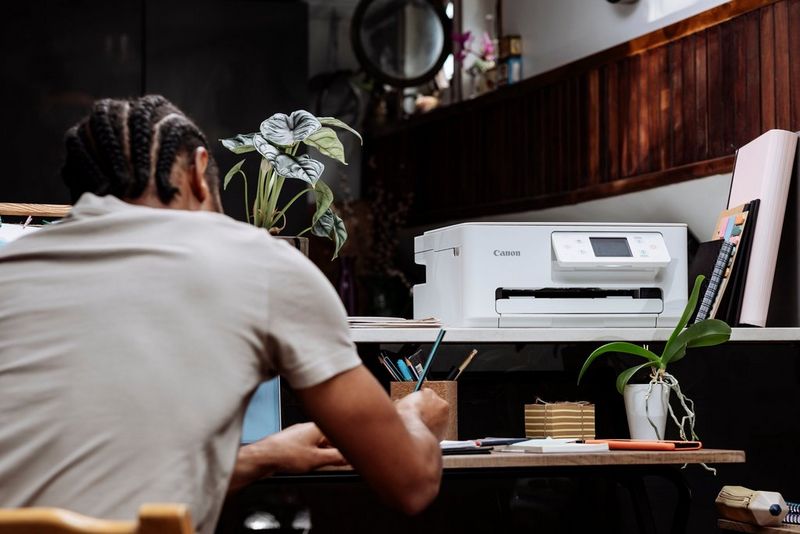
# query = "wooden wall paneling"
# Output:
<box><xmin>719</xmin><ymin>19</ymin><xmax>737</xmax><ymax>155</ymax></box>
<box><xmin>588</xmin><ymin>68</ymin><xmax>601</xmax><ymax>185</ymax></box>
<box><xmin>636</xmin><ymin>53</ymin><xmax>651</xmax><ymax>175</ymax></box>
<box><xmin>620</xmin><ymin>57</ymin><xmax>635</xmax><ymax>178</ymax></box>
<box><xmin>655</xmin><ymin>46</ymin><xmax>670</xmax><ymax>170</ymax></box>
<box><xmin>694</xmin><ymin>32</ymin><xmax>709</xmax><ymax>162</ymax></box>
<box><xmin>760</xmin><ymin>5</ymin><xmax>776</xmax><ymax>131</ymax></box>
<box><xmin>604</xmin><ymin>63</ymin><xmax>620</xmax><ymax>183</ymax></box>
<box><xmin>729</xmin><ymin>13</ymin><xmax>749</xmax><ymax>149</ymax></box>
<box><xmin>774</xmin><ymin>0</ymin><xmax>790</xmax><ymax>129</ymax></box>
<box><xmin>680</xmin><ymin>35</ymin><xmax>696</xmax><ymax>166</ymax></box>
<box><xmin>743</xmin><ymin>11</ymin><xmax>761</xmax><ymax>146</ymax></box>
<box><xmin>789</xmin><ymin>0</ymin><xmax>800</xmax><ymax>131</ymax></box>
<box><xmin>669</xmin><ymin>41</ymin><xmax>683</xmax><ymax>167</ymax></box>
<box><xmin>368</xmin><ymin>0</ymin><xmax>787</xmax><ymax>225</ymax></box>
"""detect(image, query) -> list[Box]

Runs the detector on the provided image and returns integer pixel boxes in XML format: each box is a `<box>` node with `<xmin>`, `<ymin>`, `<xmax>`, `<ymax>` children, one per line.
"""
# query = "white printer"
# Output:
<box><xmin>413</xmin><ymin>222</ymin><xmax>688</xmax><ymax>327</ymax></box>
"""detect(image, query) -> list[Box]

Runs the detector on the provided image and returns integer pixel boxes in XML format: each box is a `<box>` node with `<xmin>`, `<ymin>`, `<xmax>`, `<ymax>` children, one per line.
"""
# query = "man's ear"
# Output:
<box><xmin>189</xmin><ymin>147</ymin><xmax>210</xmax><ymax>204</ymax></box>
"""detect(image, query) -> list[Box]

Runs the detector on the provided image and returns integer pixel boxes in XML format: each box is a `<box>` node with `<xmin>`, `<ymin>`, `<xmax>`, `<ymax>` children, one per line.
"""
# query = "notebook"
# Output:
<box><xmin>498</xmin><ymin>438</ymin><xmax>609</xmax><ymax>454</ymax></box>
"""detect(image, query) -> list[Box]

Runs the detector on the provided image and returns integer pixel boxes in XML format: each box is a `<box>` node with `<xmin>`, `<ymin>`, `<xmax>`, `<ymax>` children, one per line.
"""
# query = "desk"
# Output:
<box><xmin>221</xmin><ymin>450</ymin><xmax>744</xmax><ymax>534</ymax></box>
<box><xmin>719</xmin><ymin>519</ymin><xmax>800</xmax><ymax>533</ymax></box>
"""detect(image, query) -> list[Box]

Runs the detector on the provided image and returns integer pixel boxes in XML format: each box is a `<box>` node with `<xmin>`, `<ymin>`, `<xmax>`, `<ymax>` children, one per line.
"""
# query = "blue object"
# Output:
<box><xmin>396</xmin><ymin>359</ymin><xmax>414</xmax><ymax>381</ymax></box>
<box><xmin>241</xmin><ymin>378</ymin><xmax>281</xmax><ymax>444</ymax></box>
<box><xmin>414</xmin><ymin>329</ymin><xmax>446</xmax><ymax>391</ymax></box>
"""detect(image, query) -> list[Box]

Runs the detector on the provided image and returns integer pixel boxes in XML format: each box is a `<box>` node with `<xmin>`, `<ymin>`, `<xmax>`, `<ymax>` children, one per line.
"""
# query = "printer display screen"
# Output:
<box><xmin>589</xmin><ymin>237</ymin><xmax>632</xmax><ymax>257</ymax></box>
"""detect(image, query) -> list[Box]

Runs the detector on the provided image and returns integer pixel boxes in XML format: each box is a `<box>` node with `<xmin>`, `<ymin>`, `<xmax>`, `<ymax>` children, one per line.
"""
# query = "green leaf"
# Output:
<box><xmin>311</xmin><ymin>179</ymin><xmax>334</xmax><ymax>226</ymax></box>
<box><xmin>311</xmin><ymin>208</ymin><xmax>348</xmax><ymax>259</ymax></box>
<box><xmin>662</xmin><ymin>319</ymin><xmax>732</xmax><ymax>364</ymax></box>
<box><xmin>223</xmin><ymin>159</ymin><xmax>246</xmax><ymax>190</ymax></box>
<box><xmin>220</xmin><ymin>133</ymin><xmax>257</xmax><ymax>154</ymax></box>
<box><xmin>274</xmin><ymin>154</ymin><xmax>325</xmax><ymax>185</ymax></box>
<box><xmin>615</xmin><ymin>362</ymin><xmax>656</xmax><ymax>395</ymax></box>
<box><xmin>253</xmin><ymin>133</ymin><xmax>280</xmax><ymax>161</ymax></box>
<box><xmin>303</xmin><ymin>127</ymin><xmax>346</xmax><ymax>164</ymax></box>
<box><xmin>661</xmin><ymin>274</ymin><xmax>705</xmax><ymax>364</ymax></box>
<box><xmin>261</xmin><ymin>110</ymin><xmax>321</xmax><ymax>146</ymax></box>
<box><xmin>577</xmin><ymin>342</ymin><xmax>660</xmax><ymax>385</ymax></box>
<box><xmin>318</xmin><ymin>117</ymin><xmax>363</xmax><ymax>145</ymax></box>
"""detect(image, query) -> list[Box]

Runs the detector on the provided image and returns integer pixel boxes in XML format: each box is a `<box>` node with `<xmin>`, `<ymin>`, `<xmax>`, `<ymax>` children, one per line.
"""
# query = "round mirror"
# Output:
<box><xmin>351</xmin><ymin>0</ymin><xmax>450</xmax><ymax>88</ymax></box>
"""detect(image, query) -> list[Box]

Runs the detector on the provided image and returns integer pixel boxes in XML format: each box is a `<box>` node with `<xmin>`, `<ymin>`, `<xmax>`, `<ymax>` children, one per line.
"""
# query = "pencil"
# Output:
<box><xmin>414</xmin><ymin>329</ymin><xmax>446</xmax><ymax>392</ymax></box>
<box><xmin>452</xmin><ymin>349</ymin><xmax>478</xmax><ymax>380</ymax></box>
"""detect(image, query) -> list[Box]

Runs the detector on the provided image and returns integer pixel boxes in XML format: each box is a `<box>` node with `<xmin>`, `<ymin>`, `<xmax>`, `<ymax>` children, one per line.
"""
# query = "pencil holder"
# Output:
<box><xmin>390</xmin><ymin>381</ymin><xmax>458</xmax><ymax>440</ymax></box>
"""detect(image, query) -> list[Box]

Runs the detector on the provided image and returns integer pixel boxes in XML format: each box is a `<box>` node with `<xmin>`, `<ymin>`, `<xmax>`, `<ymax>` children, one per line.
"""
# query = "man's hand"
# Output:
<box><xmin>395</xmin><ymin>389</ymin><xmax>449</xmax><ymax>441</ymax></box>
<box><xmin>228</xmin><ymin>423</ymin><xmax>345</xmax><ymax>493</ymax></box>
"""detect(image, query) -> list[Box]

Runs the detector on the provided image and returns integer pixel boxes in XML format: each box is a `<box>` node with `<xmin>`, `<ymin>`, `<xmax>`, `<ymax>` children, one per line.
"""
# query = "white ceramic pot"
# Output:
<box><xmin>623</xmin><ymin>383</ymin><xmax>670</xmax><ymax>440</ymax></box>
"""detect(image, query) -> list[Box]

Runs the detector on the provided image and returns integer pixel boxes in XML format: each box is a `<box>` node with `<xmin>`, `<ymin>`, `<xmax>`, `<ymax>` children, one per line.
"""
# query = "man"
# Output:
<box><xmin>0</xmin><ymin>96</ymin><xmax>448</xmax><ymax>534</ymax></box>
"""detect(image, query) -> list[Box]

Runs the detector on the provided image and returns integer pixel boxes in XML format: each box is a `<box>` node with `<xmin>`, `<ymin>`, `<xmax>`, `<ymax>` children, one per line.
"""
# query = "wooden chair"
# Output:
<box><xmin>0</xmin><ymin>504</ymin><xmax>194</xmax><ymax>534</ymax></box>
<box><xmin>0</xmin><ymin>203</ymin><xmax>70</xmax><ymax>218</ymax></box>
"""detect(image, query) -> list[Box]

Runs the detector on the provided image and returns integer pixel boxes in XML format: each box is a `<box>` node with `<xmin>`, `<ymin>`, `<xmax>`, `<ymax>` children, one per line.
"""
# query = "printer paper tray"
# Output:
<box><xmin>496</xmin><ymin>298</ymin><xmax>663</xmax><ymax>315</ymax></box>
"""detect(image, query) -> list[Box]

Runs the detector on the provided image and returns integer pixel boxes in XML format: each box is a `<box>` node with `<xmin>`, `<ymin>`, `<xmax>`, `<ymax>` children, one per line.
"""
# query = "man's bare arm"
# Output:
<box><xmin>295</xmin><ymin>365</ymin><xmax>448</xmax><ymax>515</ymax></box>
<box><xmin>227</xmin><ymin>422</ymin><xmax>346</xmax><ymax>494</ymax></box>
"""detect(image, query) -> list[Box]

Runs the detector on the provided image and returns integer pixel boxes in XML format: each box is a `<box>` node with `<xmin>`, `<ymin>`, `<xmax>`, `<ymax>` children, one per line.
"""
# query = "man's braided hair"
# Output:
<box><xmin>62</xmin><ymin>95</ymin><xmax>218</xmax><ymax>204</ymax></box>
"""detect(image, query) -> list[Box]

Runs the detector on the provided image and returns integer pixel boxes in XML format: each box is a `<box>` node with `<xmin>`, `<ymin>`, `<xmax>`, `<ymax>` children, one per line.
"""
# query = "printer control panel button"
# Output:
<box><xmin>552</xmin><ymin>231</ymin><xmax>671</xmax><ymax>268</ymax></box>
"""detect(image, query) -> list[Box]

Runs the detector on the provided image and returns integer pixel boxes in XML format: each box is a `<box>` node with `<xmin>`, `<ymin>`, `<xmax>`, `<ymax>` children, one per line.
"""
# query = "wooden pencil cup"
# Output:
<box><xmin>390</xmin><ymin>381</ymin><xmax>458</xmax><ymax>440</ymax></box>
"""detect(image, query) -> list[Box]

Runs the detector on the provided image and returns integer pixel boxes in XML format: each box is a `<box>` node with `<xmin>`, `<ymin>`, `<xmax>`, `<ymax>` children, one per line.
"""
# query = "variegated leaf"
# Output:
<box><xmin>220</xmin><ymin>133</ymin><xmax>257</xmax><ymax>154</ymax></box>
<box><xmin>311</xmin><ymin>207</ymin><xmax>348</xmax><ymax>259</ymax></box>
<box><xmin>272</xmin><ymin>154</ymin><xmax>325</xmax><ymax>185</ymax></box>
<box><xmin>260</xmin><ymin>110</ymin><xmax>321</xmax><ymax>146</ymax></box>
<box><xmin>317</xmin><ymin>117</ymin><xmax>363</xmax><ymax>145</ymax></box>
<box><xmin>312</xmin><ymin>179</ymin><xmax>334</xmax><ymax>226</ymax></box>
<box><xmin>252</xmin><ymin>133</ymin><xmax>279</xmax><ymax>162</ymax></box>
<box><xmin>303</xmin><ymin>127</ymin><xmax>346</xmax><ymax>164</ymax></box>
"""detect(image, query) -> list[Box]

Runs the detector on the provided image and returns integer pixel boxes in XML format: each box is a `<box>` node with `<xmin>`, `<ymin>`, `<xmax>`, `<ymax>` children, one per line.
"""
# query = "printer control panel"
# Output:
<box><xmin>552</xmin><ymin>231</ymin><xmax>671</xmax><ymax>269</ymax></box>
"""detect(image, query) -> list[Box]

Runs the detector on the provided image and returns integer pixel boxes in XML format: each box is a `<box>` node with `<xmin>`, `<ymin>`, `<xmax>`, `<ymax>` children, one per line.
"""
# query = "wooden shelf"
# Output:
<box><xmin>350</xmin><ymin>327</ymin><xmax>800</xmax><ymax>344</ymax></box>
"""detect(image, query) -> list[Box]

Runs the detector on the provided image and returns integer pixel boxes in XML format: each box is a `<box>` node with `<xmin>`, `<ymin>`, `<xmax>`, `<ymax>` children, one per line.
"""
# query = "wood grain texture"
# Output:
<box><xmin>0</xmin><ymin>203</ymin><xmax>70</xmax><ymax>217</ymax></box>
<box><xmin>365</xmin><ymin>0</ymin><xmax>798</xmax><ymax>224</ymax></box>
<box><xmin>317</xmin><ymin>449</ymin><xmax>745</xmax><ymax>472</ymax></box>
<box><xmin>718</xmin><ymin>519</ymin><xmax>800</xmax><ymax>533</ymax></box>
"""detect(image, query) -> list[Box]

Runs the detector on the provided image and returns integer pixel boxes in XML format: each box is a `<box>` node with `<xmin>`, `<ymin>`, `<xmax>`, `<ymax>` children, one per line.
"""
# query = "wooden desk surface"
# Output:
<box><xmin>719</xmin><ymin>519</ymin><xmax>800</xmax><ymax>533</ymax></box>
<box><xmin>319</xmin><ymin>449</ymin><xmax>744</xmax><ymax>472</ymax></box>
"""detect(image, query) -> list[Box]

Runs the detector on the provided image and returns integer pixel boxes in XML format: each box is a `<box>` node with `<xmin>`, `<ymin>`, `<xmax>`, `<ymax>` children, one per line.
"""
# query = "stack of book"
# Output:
<box><xmin>691</xmin><ymin>130</ymin><xmax>799</xmax><ymax>326</ymax></box>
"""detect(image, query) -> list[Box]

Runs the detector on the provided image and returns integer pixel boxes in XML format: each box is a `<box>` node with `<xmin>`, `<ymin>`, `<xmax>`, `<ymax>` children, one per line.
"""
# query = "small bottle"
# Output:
<box><xmin>716</xmin><ymin>486</ymin><xmax>788</xmax><ymax>526</ymax></box>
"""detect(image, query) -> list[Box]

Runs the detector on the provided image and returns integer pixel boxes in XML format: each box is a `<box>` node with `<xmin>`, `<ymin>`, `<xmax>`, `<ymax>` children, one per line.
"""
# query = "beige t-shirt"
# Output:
<box><xmin>0</xmin><ymin>193</ymin><xmax>361</xmax><ymax>534</ymax></box>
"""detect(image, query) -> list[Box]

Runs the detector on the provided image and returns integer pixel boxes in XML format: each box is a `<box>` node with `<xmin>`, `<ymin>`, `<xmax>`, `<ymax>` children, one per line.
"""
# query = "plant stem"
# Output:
<box><xmin>241</xmin><ymin>171</ymin><xmax>250</xmax><ymax>223</ymax></box>
<box><xmin>297</xmin><ymin>225</ymin><xmax>312</xmax><ymax>237</ymax></box>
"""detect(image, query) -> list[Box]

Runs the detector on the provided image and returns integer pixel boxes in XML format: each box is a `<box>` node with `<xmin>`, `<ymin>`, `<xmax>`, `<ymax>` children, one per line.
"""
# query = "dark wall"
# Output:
<box><xmin>0</xmin><ymin>0</ymin><xmax>308</xmax><ymax>225</ymax></box>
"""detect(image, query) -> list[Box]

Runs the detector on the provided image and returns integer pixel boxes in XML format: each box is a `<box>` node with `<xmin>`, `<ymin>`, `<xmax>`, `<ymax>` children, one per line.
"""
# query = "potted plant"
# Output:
<box><xmin>577</xmin><ymin>275</ymin><xmax>732</xmax><ymax>441</ymax></box>
<box><xmin>220</xmin><ymin>110</ymin><xmax>361</xmax><ymax>258</ymax></box>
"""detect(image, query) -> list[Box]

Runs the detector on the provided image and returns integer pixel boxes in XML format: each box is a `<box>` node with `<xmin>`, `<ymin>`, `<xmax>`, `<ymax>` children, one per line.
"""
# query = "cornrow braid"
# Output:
<box><xmin>62</xmin><ymin>125</ymin><xmax>108</xmax><ymax>202</ymax></box>
<box><xmin>88</xmin><ymin>99</ymin><xmax>131</xmax><ymax>195</ymax></box>
<box><xmin>152</xmin><ymin>116</ymin><xmax>212</xmax><ymax>204</ymax></box>
<box><xmin>126</xmin><ymin>95</ymin><xmax>170</xmax><ymax>199</ymax></box>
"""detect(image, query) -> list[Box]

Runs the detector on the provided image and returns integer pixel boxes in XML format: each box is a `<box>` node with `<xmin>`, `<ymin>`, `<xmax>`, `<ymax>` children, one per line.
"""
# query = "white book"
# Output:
<box><xmin>498</xmin><ymin>438</ymin><xmax>609</xmax><ymax>454</ymax></box>
<box><xmin>728</xmin><ymin>129</ymin><xmax>799</xmax><ymax>327</ymax></box>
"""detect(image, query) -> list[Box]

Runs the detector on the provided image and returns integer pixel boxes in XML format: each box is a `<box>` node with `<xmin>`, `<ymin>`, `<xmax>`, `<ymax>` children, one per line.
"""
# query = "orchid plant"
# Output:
<box><xmin>578</xmin><ymin>274</ymin><xmax>732</xmax><ymax>443</ymax></box>
<box><xmin>220</xmin><ymin>110</ymin><xmax>361</xmax><ymax>259</ymax></box>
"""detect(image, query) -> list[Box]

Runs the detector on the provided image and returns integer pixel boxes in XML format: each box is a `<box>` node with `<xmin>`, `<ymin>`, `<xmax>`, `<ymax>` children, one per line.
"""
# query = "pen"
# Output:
<box><xmin>403</xmin><ymin>357</ymin><xmax>420</xmax><ymax>379</ymax></box>
<box><xmin>396</xmin><ymin>359</ymin><xmax>414</xmax><ymax>381</ymax></box>
<box><xmin>414</xmin><ymin>328</ymin><xmax>446</xmax><ymax>392</ymax></box>
<box><xmin>451</xmin><ymin>349</ymin><xmax>478</xmax><ymax>381</ymax></box>
<box><xmin>378</xmin><ymin>356</ymin><xmax>402</xmax><ymax>381</ymax></box>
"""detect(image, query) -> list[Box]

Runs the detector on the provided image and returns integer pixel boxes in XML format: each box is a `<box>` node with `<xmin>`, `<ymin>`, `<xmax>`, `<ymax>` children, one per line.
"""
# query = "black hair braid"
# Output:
<box><xmin>127</xmin><ymin>95</ymin><xmax>169</xmax><ymax>199</ymax></box>
<box><xmin>62</xmin><ymin>125</ymin><xmax>109</xmax><ymax>202</ymax></box>
<box><xmin>153</xmin><ymin>118</ymin><xmax>212</xmax><ymax>204</ymax></box>
<box><xmin>88</xmin><ymin>99</ymin><xmax>130</xmax><ymax>196</ymax></box>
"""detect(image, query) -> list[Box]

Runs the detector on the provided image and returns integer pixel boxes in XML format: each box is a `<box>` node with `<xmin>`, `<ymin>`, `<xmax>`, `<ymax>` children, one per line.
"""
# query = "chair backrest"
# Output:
<box><xmin>0</xmin><ymin>503</ymin><xmax>194</xmax><ymax>534</ymax></box>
